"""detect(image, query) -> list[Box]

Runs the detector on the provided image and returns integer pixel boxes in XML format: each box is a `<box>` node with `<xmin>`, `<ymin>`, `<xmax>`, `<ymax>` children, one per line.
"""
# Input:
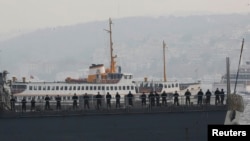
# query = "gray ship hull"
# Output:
<box><xmin>0</xmin><ymin>106</ymin><xmax>227</xmax><ymax>141</ymax></box>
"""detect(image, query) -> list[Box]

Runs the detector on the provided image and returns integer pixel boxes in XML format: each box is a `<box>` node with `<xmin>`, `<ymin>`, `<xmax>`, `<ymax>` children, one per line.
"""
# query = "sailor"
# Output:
<box><xmin>30</xmin><ymin>97</ymin><xmax>36</xmax><ymax>112</ymax></box>
<box><xmin>220</xmin><ymin>89</ymin><xmax>225</xmax><ymax>105</ymax></box>
<box><xmin>83</xmin><ymin>93</ymin><xmax>90</xmax><ymax>109</ymax></box>
<box><xmin>55</xmin><ymin>95</ymin><xmax>61</xmax><ymax>110</ymax></box>
<box><xmin>10</xmin><ymin>95</ymin><xmax>16</xmax><ymax>111</ymax></box>
<box><xmin>214</xmin><ymin>88</ymin><xmax>220</xmax><ymax>105</ymax></box>
<box><xmin>72</xmin><ymin>93</ymin><xmax>78</xmax><ymax>110</ymax></box>
<box><xmin>141</xmin><ymin>92</ymin><xmax>146</xmax><ymax>107</ymax></box>
<box><xmin>197</xmin><ymin>89</ymin><xmax>204</xmax><ymax>105</ymax></box>
<box><xmin>45</xmin><ymin>95</ymin><xmax>50</xmax><ymax>110</ymax></box>
<box><xmin>161</xmin><ymin>91</ymin><xmax>167</xmax><ymax>106</ymax></box>
<box><xmin>148</xmin><ymin>91</ymin><xmax>155</xmax><ymax>107</ymax></box>
<box><xmin>127</xmin><ymin>91</ymin><xmax>133</xmax><ymax>106</ymax></box>
<box><xmin>21</xmin><ymin>97</ymin><xmax>27</xmax><ymax>112</ymax></box>
<box><xmin>205</xmin><ymin>89</ymin><xmax>212</xmax><ymax>105</ymax></box>
<box><xmin>96</xmin><ymin>92</ymin><xmax>102</xmax><ymax>110</ymax></box>
<box><xmin>155</xmin><ymin>91</ymin><xmax>160</xmax><ymax>106</ymax></box>
<box><xmin>184</xmin><ymin>89</ymin><xmax>191</xmax><ymax>105</ymax></box>
<box><xmin>173</xmin><ymin>91</ymin><xmax>179</xmax><ymax>106</ymax></box>
<box><xmin>115</xmin><ymin>92</ymin><xmax>121</xmax><ymax>108</ymax></box>
<box><xmin>106</xmin><ymin>92</ymin><xmax>112</xmax><ymax>109</ymax></box>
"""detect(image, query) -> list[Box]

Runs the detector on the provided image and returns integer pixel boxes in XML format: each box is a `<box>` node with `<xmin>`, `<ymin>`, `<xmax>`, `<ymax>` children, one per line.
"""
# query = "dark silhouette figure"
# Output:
<box><xmin>148</xmin><ymin>91</ymin><xmax>155</xmax><ymax>107</ymax></box>
<box><xmin>173</xmin><ymin>91</ymin><xmax>179</xmax><ymax>106</ymax></box>
<box><xmin>161</xmin><ymin>91</ymin><xmax>167</xmax><ymax>106</ymax></box>
<box><xmin>115</xmin><ymin>92</ymin><xmax>121</xmax><ymax>108</ymax></box>
<box><xmin>45</xmin><ymin>95</ymin><xmax>50</xmax><ymax>110</ymax></box>
<box><xmin>214</xmin><ymin>88</ymin><xmax>220</xmax><ymax>105</ymax></box>
<box><xmin>205</xmin><ymin>89</ymin><xmax>212</xmax><ymax>105</ymax></box>
<box><xmin>83</xmin><ymin>93</ymin><xmax>90</xmax><ymax>109</ymax></box>
<box><xmin>106</xmin><ymin>92</ymin><xmax>112</xmax><ymax>109</ymax></box>
<box><xmin>197</xmin><ymin>89</ymin><xmax>204</xmax><ymax>105</ymax></box>
<box><xmin>72</xmin><ymin>93</ymin><xmax>78</xmax><ymax>110</ymax></box>
<box><xmin>21</xmin><ymin>97</ymin><xmax>27</xmax><ymax>112</ymax></box>
<box><xmin>10</xmin><ymin>96</ymin><xmax>16</xmax><ymax>111</ymax></box>
<box><xmin>55</xmin><ymin>95</ymin><xmax>61</xmax><ymax>110</ymax></box>
<box><xmin>96</xmin><ymin>92</ymin><xmax>102</xmax><ymax>110</ymax></box>
<box><xmin>220</xmin><ymin>89</ymin><xmax>225</xmax><ymax>105</ymax></box>
<box><xmin>127</xmin><ymin>91</ymin><xmax>133</xmax><ymax>106</ymax></box>
<box><xmin>141</xmin><ymin>92</ymin><xmax>146</xmax><ymax>107</ymax></box>
<box><xmin>30</xmin><ymin>97</ymin><xmax>36</xmax><ymax>111</ymax></box>
<box><xmin>155</xmin><ymin>91</ymin><xmax>160</xmax><ymax>106</ymax></box>
<box><xmin>184</xmin><ymin>89</ymin><xmax>191</xmax><ymax>105</ymax></box>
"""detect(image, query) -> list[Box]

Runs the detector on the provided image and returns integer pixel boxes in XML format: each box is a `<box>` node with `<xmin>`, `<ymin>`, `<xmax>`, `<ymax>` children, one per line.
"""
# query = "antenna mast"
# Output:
<box><xmin>234</xmin><ymin>38</ymin><xmax>244</xmax><ymax>94</ymax></box>
<box><xmin>163</xmin><ymin>41</ymin><xmax>167</xmax><ymax>82</ymax></box>
<box><xmin>105</xmin><ymin>18</ymin><xmax>117</xmax><ymax>73</ymax></box>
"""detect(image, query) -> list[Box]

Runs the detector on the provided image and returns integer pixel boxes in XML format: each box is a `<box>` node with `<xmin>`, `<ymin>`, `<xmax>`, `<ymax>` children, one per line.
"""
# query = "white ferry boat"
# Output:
<box><xmin>10</xmin><ymin>18</ymin><xmax>181</xmax><ymax>102</ymax></box>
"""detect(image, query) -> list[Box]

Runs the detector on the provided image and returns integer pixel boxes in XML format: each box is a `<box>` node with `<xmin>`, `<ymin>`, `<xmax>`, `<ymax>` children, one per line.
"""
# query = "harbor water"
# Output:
<box><xmin>239</xmin><ymin>94</ymin><xmax>250</xmax><ymax>124</ymax></box>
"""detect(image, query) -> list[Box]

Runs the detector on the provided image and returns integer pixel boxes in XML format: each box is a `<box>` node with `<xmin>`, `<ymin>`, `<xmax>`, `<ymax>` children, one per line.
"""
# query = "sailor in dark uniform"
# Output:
<box><xmin>106</xmin><ymin>92</ymin><xmax>112</xmax><ymax>109</ymax></box>
<box><xmin>115</xmin><ymin>92</ymin><xmax>121</xmax><ymax>108</ymax></box>
<box><xmin>148</xmin><ymin>91</ymin><xmax>155</xmax><ymax>107</ymax></box>
<box><xmin>21</xmin><ymin>97</ymin><xmax>27</xmax><ymax>112</ymax></box>
<box><xmin>220</xmin><ymin>89</ymin><xmax>225</xmax><ymax>105</ymax></box>
<box><xmin>72</xmin><ymin>93</ymin><xmax>78</xmax><ymax>110</ymax></box>
<box><xmin>127</xmin><ymin>91</ymin><xmax>133</xmax><ymax>106</ymax></box>
<box><xmin>197</xmin><ymin>89</ymin><xmax>204</xmax><ymax>105</ymax></box>
<box><xmin>45</xmin><ymin>95</ymin><xmax>50</xmax><ymax>110</ymax></box>
<box><xmin>83</xmin><ymin>93</ymin><xmax>90</xmax><ymax>109</ymax></box>
<box><xmin>155</xmin><ymin>91</ymin><xmax>160</xmax><ymax>106</ymax></box>
<box><xmin>30</xmin><ymin>97</ymin><xmax>36</xmax><ymax>112</ymax></box>
<box><xmin>55</xmin><ymin>95</ymin><xmax>61</xmax><ymax>110</ymax></box>
<box><xmin>141</xmin><ymin>92</ymin><xmax>146</xmax><ymax>107</ymax></box>
<box><xmin>96</xmin><ymin>92</ymin><xmax>102</xmax><ymax>110</ymax></box>
<box><xmin>205</xmin><ymin>89</ymin><xmax>212</xmax><ymax>105</ymax></box>
<box><xmin>10</xmin><ymin>95</ymin><xmax>16</xmax><ymax>111</ymax></box>
<box><xmin>184</xmin><ymin>89</ymin><xmax>191</xmax><ymax>105</ymax></box>
<box><xmin>173</xmin><ymin>91</ymin><xmax>179</xmax><ymax>106</ymax></box>
<box><xmin>214</xmin><ymin>88</ymin><xmax>220</xmax><ymax>105</ymax></box>
<box><xmin>161</xmin><ymin>91</ymin><xmax>167</xmax><ymax>106</ymax></box>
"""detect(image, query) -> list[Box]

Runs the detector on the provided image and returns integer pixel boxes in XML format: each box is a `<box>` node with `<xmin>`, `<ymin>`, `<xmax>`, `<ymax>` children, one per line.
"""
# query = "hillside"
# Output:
<box><xmin>0</xmin><ymin>14</ymin><xmax>250</xmax><ymax>82</ymax></box>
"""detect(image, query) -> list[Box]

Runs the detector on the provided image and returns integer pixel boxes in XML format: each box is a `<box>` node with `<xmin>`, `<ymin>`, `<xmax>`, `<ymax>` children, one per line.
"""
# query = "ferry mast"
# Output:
<box><xmin>163</xmin><ymin>41</ymin><xmax>167</xmax><ymax>82</ymax></box>
<box><xmin>105</xmin><ymin>18</ymin><xmax>117</xmax><ymax>73</ymax></box>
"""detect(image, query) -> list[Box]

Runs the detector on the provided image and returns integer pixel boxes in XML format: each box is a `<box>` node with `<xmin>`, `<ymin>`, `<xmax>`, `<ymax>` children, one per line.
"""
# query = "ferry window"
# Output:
<box><xmin>102</xmin><ymin>86</ymin><xmax>105</xmax><ymax>90</ymax></box>
<box><xmin>77</xmin><ymin>86</ymin><xmax>80</xmax><ymax>90</ymax></box>
<box><xmin>29</xmin><ymin>86</ymin><xmax>32</xmax><ymax>90</ymax></box>
<box><xmin>168</xmin><ymin>84</ymin><xmax>171</xmax><ymax>88</ymax></box>
<box><xmin>131</xmin><ymin>86</ymin><xmax>134</xmax><ymax>90</ymax></box>
<box><xmin>90</xmin><ymin>86</ymin><xmax>93</xmax><ymax>90</ymax></box>
<box><xmin>64</xmin><ymin>86</ymin><xmax>67</xmax><ymax>90</ymax></box>
<box><xmin>106</xmin><ymin>86</ymin><xmax>109</xmax><ymax>90</ymax></box>
<box><xmin>165</xmin><ymin>85</ymin><xmax>167</xmax><ymax>88</ymax></box>
<box><xmin>98</xmin><ymin>86</ymin><xmax>101</xmax><ymax>90</ymax></box>
<box><xmin>60</xmin><ymin>86</ymin><xmax>64</xmax><ymax>90</ymax></box>
<box><xmin>110</xmin><ymin>86</ymin><xmax>113</xmax><ymax>90</ymax></box>
<box><xmin>56</xmin><ymin>86</ymin><xmax>59</xmax><ymax>90</ymax></box>
<box><xmin>52</xmin><ymin>86</ymin><xmax>55</xmax><ymax>90</ymax></box>
<box><xmin>175</xmin><ymin>83</ymin><xmax>179</xmax><ymax>87</ymax></box>
<box><xmin>38</xmin><ymin>86</ymin><xmax>41</xmax><ymax>90</ymax></box>
<box><xmin>123</xmin><ymin>86</ymin><xmax>126</xmax><ymax>90</ymax></box>
<box><xmin>82</xmin><ymin>86</ymin><xmax>84</xmax><ymax>90</ymax></box>
<box><xmin>38</xmin><ymin>96</ymin><xmax>40</xmax><ymax>100</ymax></box>
<box><xmin>47</xmin><ymin>86</ymin><xmax>50</xmax><ymax>90</ymax></box>
<box><xmin>114</xmin><ymin>86</ymin><xmax>117</xmax><ymax>90</ymax></box>
<box><xmin>43</xmin><ymin>86</ymin><xmax>46</xmax><ymax>90</ymax></box>
<box><xmin>73</xmin><ymin>86</ymin><xmax>76</xmax><ymax>90</ymax></box>
<box><xmin>86</xmin><ymin>86</ymin><xmax>88</xmax><ymax>90</ymax></box>
<box><xmin>69</xmin><ymin>86</ymin><xmax>72</xmax><ymax>90</ymax></box>
<box><xmin>172</xmin><ymin>84</ymin><xmax>174</xmax><ymax>87</ymax></box>
<box><xmin>119</xmin><ymin>86</ymin><xmax>121</xmax><ymax>90</ymax></box>
<box><xmin>34</xmin><ymin>86</ymin><xmax>37</xmax><ymax>90</ymax></box>
<box><xmin>94</xmin><ymin>86</ymin><xmax>96</xmax><ymax>90</ymax></box>
<box><xmin>63</xmin><ymin>96</ymin><xmax>66</xmax><ymax>100</ymax></box>
<box><xmin>67</xmin><ymin>96</ymin><xmax>70</xmax><ymax>100</ymax></box>
<box><xmin>124</xmin><ymin>75</ymin><xmax>127</xmax><ymax>79</ymax></box>
<box><xmin>127</xmin><ymin>86</ymin><xmax>130</xmax><ymax>90</ymax></box>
